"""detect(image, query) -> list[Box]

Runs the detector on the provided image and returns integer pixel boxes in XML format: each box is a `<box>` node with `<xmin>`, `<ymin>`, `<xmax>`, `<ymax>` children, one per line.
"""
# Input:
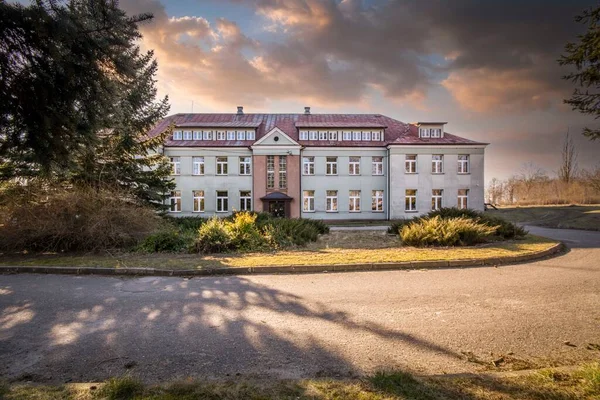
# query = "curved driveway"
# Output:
<box><xmin>0</xmin><ymin>227</ymin><xmax>599</xmax><ymax>383</ymax></box>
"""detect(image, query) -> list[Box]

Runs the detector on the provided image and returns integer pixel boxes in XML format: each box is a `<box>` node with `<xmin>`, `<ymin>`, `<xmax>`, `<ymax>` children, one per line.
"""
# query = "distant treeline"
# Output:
<box><xmin>487</xmin><ymin>166</ymin><xmax>600</xmax><ymax>206</ymax></box>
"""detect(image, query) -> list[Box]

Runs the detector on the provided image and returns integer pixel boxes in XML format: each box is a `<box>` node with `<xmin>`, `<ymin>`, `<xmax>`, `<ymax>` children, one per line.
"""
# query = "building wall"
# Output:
<box><xmin>388</xmin><ymin>146</ymin><xmax>486</xmax><ymax>219</ymax></box>
<box><xmin>164</xmin><ymin>147</ymin><xmax>253</xmax><ymax>217</ymax></box>
<box><xmin>300</xmin><ymin>148</ymin><xmax>388</xmax><ymax>220</ymax></box>
<box><xmin>163</xmin><ymin>145</ymin><xmax>486</xmax><ymax>220</ymax></box>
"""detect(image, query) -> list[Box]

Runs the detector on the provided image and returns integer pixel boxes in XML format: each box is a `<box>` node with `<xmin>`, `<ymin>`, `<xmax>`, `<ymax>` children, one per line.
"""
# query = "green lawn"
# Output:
<box><xmin>2</xmin><ymin>363</ymin><xmax>599</xmax><ymax>399</ymax></box>
<box><xmin>487</xmin><ymin>205</ymin><xmax>600</xmax><ymax>231</ymax></box>
<box><xmin>0</xmin><ymin>232</ymin><xmax>557</xmax><ymax>271</ymax></box>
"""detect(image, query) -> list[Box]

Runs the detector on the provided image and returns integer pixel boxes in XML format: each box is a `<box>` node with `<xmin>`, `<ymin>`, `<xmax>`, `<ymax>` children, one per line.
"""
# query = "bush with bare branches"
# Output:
<box><xmin>0</xmin><ymin>184</ymin><xmax>164</xmax><ymax>252</ymax></box>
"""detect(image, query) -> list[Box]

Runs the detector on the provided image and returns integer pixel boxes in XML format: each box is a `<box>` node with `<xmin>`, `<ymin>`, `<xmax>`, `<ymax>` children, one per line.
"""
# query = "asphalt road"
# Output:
<box><xmin>0</xmin><ymin>227</ymin><xmax>599</xmax><ymax>384</ymax></box>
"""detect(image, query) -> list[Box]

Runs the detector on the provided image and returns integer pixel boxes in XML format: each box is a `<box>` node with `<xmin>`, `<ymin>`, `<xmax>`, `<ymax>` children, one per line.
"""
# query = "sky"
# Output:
<box><xmin>115</xmin><ymin>0</ymin><xmax>600</xmax><ymax>182</ymax></box>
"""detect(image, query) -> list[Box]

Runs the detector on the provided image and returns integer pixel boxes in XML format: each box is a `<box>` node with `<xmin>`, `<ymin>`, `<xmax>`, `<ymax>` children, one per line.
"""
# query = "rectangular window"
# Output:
<box><xmin>192</xmin><ymin>156</ymin><xmax>204</xmax><ymax>175</ymax></box>
<box><xmin>278</xmin><ymin>156</ymin><xmax>287</xmax><ymax>189</ymax></box>
<box><xmin>372</xmin><ymin>130</ymin><xmax>381</xmax><ymax>141</ymax></box>
<box><xmin>240</xmin><ymin>190</ymin><xmax>252</xmax><ymax>211</ymax></box>
<box><xmin>458</xmin><ymin>155</ymin><xmax>470</xmax><ymax>174</ymax></box>
<box><xmin>349</xmin><ymin>156</ymin><xmax>361</xmax><ymax>175</ymax></box>
<box><xmin>372</xmin><ymin>156</ymin><xmax>383</xmax><ymax>175</ymax></box>
<box><xmin>329</xmin><ymin>130</ymin><xmax>338</xmax><ymax>141</ymax></box>
<box><xmin>170</xmin><ymin>190</ymin><xmax>181</xmax><ymax>212</ymax></box>
<box><xmin>349</xmin><ymin>190</ymin><xmax>361</xmax><ymax>212</ymax></box>
<box><xmin>372</xmin><ymin>190</ymin><xmax>384</xmax><ymax>212</ymax></box>
<box><xmin>458</xmin><ymin>189</ymin><xmax>469</xmax><ymax>209</ymax></box>
<box><xmin>203</xmin><ymin>130</ymin><xmax>213</xmax><ymax>140</ymax></box>
<box><xmin>362</xmin><ymin>131</ymin><xmax>372</xmax><ymax>141</ymax></box>
<box><xmin>326</xmin><ymin>190</ymin><xmax>338</xmax><ymax>212</ymax></box>
<box><xmin>193</xmin><ymin>190</ymin><xmax>205</xmax><ymax>212</ymax></box>
<box><xmin>299</xmin><ymin>130</ymin><xmax>309</xmax><ymax>140</ymax></box>
<box><xmin>405</xmin><ymin>154</ymin><xmax>417</xmax><ymax>173</ymax></box>
<box><xmin>419</xmin><ymin>128</ymin><xmax>431</xmax><ymax>138</ymax></box>
<box><xmin>183</xmin><ymin>130</ymin><xmax>193</xmax><ymax>140</ymax></box>
<box><xmin>432</xmin><ymin>155</ymin><xmax>443</xmax><ymax>174</ymax></box>
<box><xmin>309</xmin><ymin>131</ymin><xmax>318</xmax><ymax>140</ymax></box>
<box><xmin>303</xmin><ymin>156</ymin><xmax>315</xmax><ymax>175</ymax></box>
<box><xmin>237</xmin><ymin>130</ymin><xmax>245</xmax><ymax>140</ymax></box>
<box><xmin>217</xmin><ymin>130</ymin><xmax>226</xmax><ymax>140</ymax></box>
<box><xmin>326</xmin><ymin>157</ymin><xmax>338</xmax><ymax>175</ymax></box>
<box><xmin>303</xmin><ymin>190</ymin><xmax>315</xmax><ymax>212</ymax></box>
<box><xmin>247</xmin><ymin>130</ymin><xmax>255</xmax><ymax>140</ymax></box>
<box><xmin>193</xmin><ymin>130</ymin><xmax>201</xmax><ymax>140</ymax></box>
<box><xmin>405</xmin><ymin>189</ymin><xmax>417</xmax><ymax>211</ymax></box>
<box><xmin>318</xmin><ymin>131</ymin><xmax>327</xmax><ymax>141</ymax></box>
<box><xmin>343</xmin><ymin>131</ymin><xmax>352</xmax><ymax>141</ymax></box>
<box><xmin>170</xmin><ymin>157</ymin><xmax>181</xmax><ymax>175</ymax></box>
<box><xmin>267</xmin><ymin>155</ymin><xmax>275</xmax><ymax>189</ymax></box>
<box><xmin>173</xmin><ymin>130</ymin><xmax>183</xmax><ymax>140</ymax></box>
<box><xmin>239</xmin><ymin>156</ymin><xmax>251</xmax><ymax>175</ymax></box>
<box><xmin>216</xmin><ymin>190</ymin><xmax>228</xmax><ymax>212</ymax></box>
<box><xmin>227</xmin><ymin>130</ymin><xmax>235</xmax><ymax>140</ymax></box>
<box><xmin>216</xmin><ymin>157</ymin><xmax>228</xmax><ymax>175</ymax></box>
<box><xmin>432</xmin><ymin>189</ymin><xmax>443</xmax><ymax>210</ymax></box>
<box><xmin>352</xmin><ymin>131</ymin><xmax>361</xmax><ymax>140</ymax></box>
<box><xmin>431</xmin><ymin>128</ymin><xmax>442</xmax><ymax>138</ymax></box>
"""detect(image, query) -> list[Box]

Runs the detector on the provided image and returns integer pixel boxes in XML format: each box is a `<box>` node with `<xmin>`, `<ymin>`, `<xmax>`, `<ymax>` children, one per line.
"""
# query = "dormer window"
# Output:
<box><xmin>299</xmin><ymin>130</ymin><xmax>309</xmax><ymax>140</ymax></box>
<box><xmin>352</xmin><ymin>131</ymin><xmax>361</xmax><ymax>141</ymax></box>
<box><xmin>309</xmin><ymin>130</ymin><xmax>318</xmax><ymax>140</ymax></box>
<box><xmin>183</xmin><ymin>130</ymin><xmax>193</xmax><ymax>140</ymax></box>
<box><xmin>173</xmin><ymin>130</ymin><xmax>183</xmax><ymax>140</ymax></box>
<box><xmin>247</xmin><ymin>130</ymin><xmax>255</xmax><ymax>140</ymax></box>
<box><xmin>237</xmin><ymin>130</ymin><xmax>246</xmax><ymax>140</ymax></box>
<box><xmin>193</xmin><ymin>130</ymin><xmax>201</xmax><ymax>140</ymax></box>
<box><xmin>227</xmin><ymin>130</ymin><xmax>235</xmax><ymax>140</ymax></box>
<box><xmin>418</xmin><ymin>122</ymin><xmax>446</xmax><ymax>138</ymax></box>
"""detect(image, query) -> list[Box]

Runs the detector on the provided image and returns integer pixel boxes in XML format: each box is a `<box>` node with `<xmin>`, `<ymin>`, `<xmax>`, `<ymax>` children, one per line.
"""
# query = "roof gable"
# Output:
<box><xmin>253</xmin><ymin>127</ymin><xmax>299</xmax><ymax>147</ymax></box>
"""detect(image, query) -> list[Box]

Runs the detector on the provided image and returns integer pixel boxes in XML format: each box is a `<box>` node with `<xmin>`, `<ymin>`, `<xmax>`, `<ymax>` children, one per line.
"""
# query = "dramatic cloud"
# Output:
<box><xmin>122</xmin><ymin>0</ymin><xmax>594</xmax><ymax>112</ymax></box>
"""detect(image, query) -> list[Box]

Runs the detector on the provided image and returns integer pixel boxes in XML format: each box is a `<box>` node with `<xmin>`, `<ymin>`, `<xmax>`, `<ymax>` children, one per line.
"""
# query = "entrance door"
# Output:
<box><xmin>268</xmin><ymin>201</ymin><xmax>286</xmax><ymax>218</ymax></box>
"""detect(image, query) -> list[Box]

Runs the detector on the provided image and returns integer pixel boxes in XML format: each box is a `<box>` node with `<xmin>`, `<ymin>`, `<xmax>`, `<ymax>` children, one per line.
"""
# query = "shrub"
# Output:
<box><xmin>262</xmin><ymin>218</ymin><xmax>322</xmax><ymax>247</ymax></box>
<box><xmin>164</xmin><ymin>216</ymin><xmax>206</xmax><ymax>233</ymax></box>
<box><xmin>138</xmin><ymin>230</ymin><xmax>189</xmax><ymax>253</ymax></box>
<box><xmin>227</xmin><ymin>210</ymin><xmax>273</xmax><ymax>225</ymax></box>
<box><xmin>425</xmin><ymin>207</ymin><xmax>527</xmax><ymax>239</ymax></box>
<box><xmin>0</xmin><ymin>185</ymin><xmax>163</xmax><ymax>252</ymax></box>
<box><xmin>387</xmin><ymin>219</ymin><xmax>413</xmax><ymax>235</ymax></box>
<box><xmin>193</xmin><ymin>217</ymin><xmax>232</xmax><ymax>254</ymax></box>
<box><xmin>400</xmin><ymin>216</ymin><xmax>498</xmax><ymax>247</ymax></box>
<box><xmin>225</xmin><ymin>211</ymin><xmax>268</xmax><ymax>251</ymax></box>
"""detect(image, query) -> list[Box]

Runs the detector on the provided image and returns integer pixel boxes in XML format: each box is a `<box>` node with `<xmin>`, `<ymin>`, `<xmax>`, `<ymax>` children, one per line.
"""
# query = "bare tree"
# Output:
<box><xmin>558</xmin><ymin>131</ymin><xmax>578</xmax><ymax>183</ymax></box>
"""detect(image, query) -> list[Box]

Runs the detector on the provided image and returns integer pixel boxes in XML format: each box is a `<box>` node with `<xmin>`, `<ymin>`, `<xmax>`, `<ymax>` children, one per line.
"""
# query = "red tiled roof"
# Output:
<box><xmin>295</xmin><ymin>121</ymin><xmax>387</xmax><ymax>128</ymax></box>
<box><xmin>148</xmin><ymin>113</ymin><xmax>486</xmax><ymax>147</ymax></box>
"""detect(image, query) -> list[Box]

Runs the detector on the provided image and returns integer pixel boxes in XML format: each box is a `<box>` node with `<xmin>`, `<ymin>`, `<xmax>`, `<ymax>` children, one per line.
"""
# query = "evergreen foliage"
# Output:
<box><xmin>0</xmin><ymin>0</ymin><xmax>173</xmax><ymax>206</ymax></box>
<box><xmin>560</xmin><ymin>5</ymin><xmax>600</xmax><ymax>141</ymax></box>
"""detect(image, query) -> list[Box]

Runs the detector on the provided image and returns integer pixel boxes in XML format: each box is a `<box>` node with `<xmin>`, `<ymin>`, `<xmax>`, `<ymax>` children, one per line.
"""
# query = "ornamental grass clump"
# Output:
<box><xmin>425</xmin><ymin>207</ymin><xmax>527</xmax><ymax>239</ymax></box>
<box><xmin>400</xmin><ymin>216</ymin><xmax>498</xmax><ymax>247</ymax></box>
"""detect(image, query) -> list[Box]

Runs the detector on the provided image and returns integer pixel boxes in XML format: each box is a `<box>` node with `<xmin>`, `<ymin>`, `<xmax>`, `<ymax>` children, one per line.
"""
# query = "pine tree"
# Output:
<box><xmin>0</xmin><ymin>0</ymin><xmax>173</xmax><ymax>206</ymax></box>
<box><xmin>560</xmin><ymin>6</ymin><xmax>600</xmax><ymax>141</ymax></box>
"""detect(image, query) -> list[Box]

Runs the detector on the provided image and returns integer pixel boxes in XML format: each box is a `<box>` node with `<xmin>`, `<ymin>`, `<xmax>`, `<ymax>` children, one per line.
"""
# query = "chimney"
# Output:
<box><xmin>304</xmin><ymin>106</ymin><xmax>311</xmax><ymax>115</ymax></box>
<box><xmin>237</xmin><ymin>106</ymin><xmax>244</xmax><ymax>115</ymax></box>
